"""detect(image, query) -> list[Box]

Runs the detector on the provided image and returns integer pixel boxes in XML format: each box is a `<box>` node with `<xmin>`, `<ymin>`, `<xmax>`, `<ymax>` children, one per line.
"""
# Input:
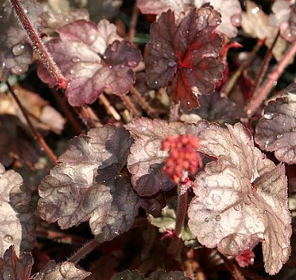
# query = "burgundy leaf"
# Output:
<box><xmin>0</xmin><ymin>0</ymin><xmax>42</xmax><ymax>80</ymax></box>
<box><xmin>188</xmin><ymin>123</ymin><xmax>292</xmax><ymax>275</ymax></box>
<box><xmin>145</xmin><ymin>7</ymin><xmax>224</xmax><ymax>109</ymax></box>
<box><xmin>37</xmin><ymin>20</ymin><xmax>141</xmax><ymax>106</ymax></box>
<box><xmin>38</xmin><ymin>126</ymin><xmax>139</xmax><ymax>242</ymax></box>
<box><xmin>186</xmin><ymin>91</ymin><xmax>246</xmax><ymax>124</ymax></box>
<box><xmin>41</xmin><ymin>8</ymin><xmax>90</xmax><ymax>35</ymax></box>
<box><xmin>255</xmin><ymin>91</ymin><xmax>296</xmax><ymax>164</ymax></box>
<box><xmin>0</xmin><ymin>246</ymin><xmax>33</xmax><ymax>280</ymax></box>
<box><xmin>0</xmin><ymin>164</ymin><xmax>35</xmax><ymax>258</ymax></box>
<box><xmin>138</xmin><ymin>0</ymin><xmax>242</xmax><ymax>38</ymax></box>
<box><xmin>32</xmin><ymin>260</ymin><xmax>90</xmax><ymax>280</ymax></box>
<box><xmin>126</xmin><ymin>118</ymin><xmax>209</xmax><ymax>196</ymax></box>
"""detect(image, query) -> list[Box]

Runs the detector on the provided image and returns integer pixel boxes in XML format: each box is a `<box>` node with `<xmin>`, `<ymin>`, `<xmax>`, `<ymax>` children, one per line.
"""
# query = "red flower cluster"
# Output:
<box><xmin>161</xmin><ymin>134</ymin><xmax>202</xmax><ymax>183</ymax></box>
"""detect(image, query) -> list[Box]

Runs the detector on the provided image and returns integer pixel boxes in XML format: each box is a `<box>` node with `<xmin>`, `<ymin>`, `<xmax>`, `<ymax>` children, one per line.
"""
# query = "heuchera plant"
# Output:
<box><xmin>1</xmin><ymin>0</ymin><xmax>296</xmax><ymax>279</ymax></box>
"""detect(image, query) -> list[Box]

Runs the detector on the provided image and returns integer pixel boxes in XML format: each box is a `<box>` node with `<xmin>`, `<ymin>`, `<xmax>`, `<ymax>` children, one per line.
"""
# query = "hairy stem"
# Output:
<box><xmin>249</xmin><ymin>31</ymin><xmax>280</xmax><ymax>100</ymax></box>
<box><xmin>9</xmin><ymin>0</ymin><xmax>67</xmax><ymax>89</ymax></box>
<box><xmin>68</xmin><ymin>238</ymin><xmax>100</xmax><ymax>264</ymax></box>
<box><xmin>175</xmin><ymin>181</ymin><xmax>188</xmax><ymax>238</ymax></box>
<box><xmin>246</xmin><ymin>40</ymin><xmax>296</xmax><ymax>118</ymax></box>
<box><xmin>6</xmin><ymin>81</ymin><xmax>58</xmax><ymax>165</ymax></box>
<box><xmin>218</xmin><ymin>253</ymin><xmax>246</xmax><ymax>280</ymax></box>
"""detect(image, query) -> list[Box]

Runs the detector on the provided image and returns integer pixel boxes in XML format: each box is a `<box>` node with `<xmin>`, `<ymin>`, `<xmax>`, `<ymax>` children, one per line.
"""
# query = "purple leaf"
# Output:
<box><xmin>38</xmin><ymin>126</ymin><xmax>139</xmax><ymax>242</ymax></box>
<box><xmin>0</xmin><ymin>0</ymin><xmax>42</xmax><ymax>80</ymax></box>
<box><xmin>37</xmin><ymin>20</ymin><xmax>141</xmax><ymax>106</ymax></box>
<box><xmin>188</xmin><ymin>123</ymin><xmax>292</xmax><ymax>275</ymax></box>
<box><xmin>0</xmin><ymin>246</ymin><xmax>33</xmax><ymax>280</ymax></box>
<box><xmin>255</xmin><ymin>91</ymin><xmax>296</xmax><ymax>164</ymax></box>
<box><xmin>145</xmin><ymin>7</ymin><xmax>224</xmax><ymax>109</ymax></box>
<box><xmin>0</xmin><ymin>164</ymin><xmax>35</xmax><ymax>258</ymax></box>
<box><xmin>126</xmin><ymin>118</ymin><xmax>209</xmax><ymax>196</ymax></box>
<box><xmin>32</xmin><ymin>260</ymin><xmax>90</xmax><ymax>280</ymax></box>
<box><xmin>187</xmin><ymin>91</ymin><xmax>246</xmax><ymax>123</ymax></box>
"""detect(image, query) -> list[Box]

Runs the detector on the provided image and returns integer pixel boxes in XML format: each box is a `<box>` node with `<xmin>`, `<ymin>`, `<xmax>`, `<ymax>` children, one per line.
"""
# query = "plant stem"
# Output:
<box><xmin>99</xmin><ymin>94</ymin><xmax>121</xmax><ymax>121</ymax></box>
<box><xmin>249</xmin><ymin>31</ymin><xmax>280</xmax><ymax>100</ymax></box>
<box><xmin>9</xmin><ymin>0</ymin><xmax>67</xmax><ymax>89</ymax></box>
<box><xmin>130</xmin><ymin>85</ymin><xmax>157</xmax><ymax>117</ymax></box>
<box><xmin>222</xmin><ymin>40</ymin><xmax>264</xmax><ymax>96</ymax></box>
<box><xmin>6</xmin><ymin>81</ymin><xmax>58</xmax><ymax>165</ymax></box>
<box><xmin>128</xmin><ymin>0</ymin><xmax>139</xmax><ymax>43</ymax></box>
<box><xmin>68</xmin><ymin>238</ymin><xmax>100</xmax><ymax>264</ymax></box>
<box><xmin>121</xmin><ymin>94</ymin><xmax>141</xmax><ymax>117</ymax></box>
<box><xmin>175</xmin><ymin>181</ymin><xmax>188</xmax><ymax>238</ymax></box>
<box><xmin>246</xmin><ymin>40</ymin><xmax>296</xmax><ymax>118</ymax></box>
<box><xmin>218</xmin><ymin>252</ymin><xmax>246</xmax><ymax>280</ymax></box>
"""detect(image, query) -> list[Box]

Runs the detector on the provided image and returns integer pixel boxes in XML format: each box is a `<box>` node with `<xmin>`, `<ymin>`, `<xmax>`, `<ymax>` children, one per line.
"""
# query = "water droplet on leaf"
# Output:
<box><xmin>234</xmin><ymin>204</ymin><xmax>241</xmax><ymax>211</ymax></box>
<box><xmin>3</xmin><ymin>234</ymin><xmax>13</xmax><ymax>243</ymax></box>
<box><xmin>12</xmin><ymin>43</ymin><xmax>25</xmax><ymax>56</ymax></box>
<box><xmin>71</xmin><ymin>56</ymin><xmax>80</xmax><ymax>63</ymax></box>
<box><xmin>3</xmin><ymin>271</ymin><xmax>12</xmax><ymax>280</ymax></box>
<box><xmin>276</xmin><ymin>134</ymin><xmax>283</xmax><ymax>139</ymax></box>
<box><xmin>168</xmin><ymin>61</ymin><xmax>176</xmax><ymax>67</ymax></box>
<box><xmin>212</xmin><ymin>194</ymin><xmax>221</xmax><ymax>204</ymax></box>
<box><xmin>11</xmin><ymin>65</ymin><xmax>26</xmax><ymax>74</ymax></box>
<box><xmin>244</xmin><ymin>196</ymin><xmax>251</xmax><ymax>205</ymax></box>
<box><xmin>153</xmin><ymin>43</ymin><xmax>161</xmax><ymax>51</ymax></box>
<box><xmin>264</xmin><ymin>140</ymin><xmax>270</xmax><ymax>149</ymax></box>
<box><xmin>230</xmin><ymin>14</ymin><xmax>242</xmax><ymax>27</ymax></box>
<box><xmin>215</xmin><ymin>215</ymin><xmax>221</xmax><ymax>221</ymax></box>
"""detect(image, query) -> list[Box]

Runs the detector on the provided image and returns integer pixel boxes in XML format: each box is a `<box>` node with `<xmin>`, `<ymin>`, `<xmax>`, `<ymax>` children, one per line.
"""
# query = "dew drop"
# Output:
<box><xmin>292</xmin><ymin>127</ymin><xmax>296</xmax><ymax>132</ymax></box>
<box><xmin>89</xmin><ymin>34</ymin><xmax>96</xmax><ymax>42</ymax></box>
<box><xmin>24</xmin><ymin>9</ymin><xmax>28</xmax><ymax>14</ymax></box>
<box><xmin>114</xmin><ymin>230</ymin><xmax>119</xmax><ymax>235</ymax></box>
<box><xmin>153</xmin><ymin>42</ymin><xmax>161</xmax><ymax>50</ymax></box>
<box><xmin>141</xmin><ymin>126</ymin><xmax>147</xmax><ymax>132</ymax></box>
<box><xmin>71</xmin><ymin>56</ymin><xmax>80</xmax><ymax>63</ymax></box>
<box><xmin>234</xmin><ymin>204</ymin><xmax>241</xmax><ymax>211</ymax></box>
<box><xmin>230</xmin><ymin>14</ymin><xmax>242</xmax><ymax>27</ymax></box>
<box><xmin>282</xmin><ymin>26</ymin><xmax>296</xmax><ymax>42</ymax></box>
<box><xmin>251</xmin><ymin>6</ymin><xmax>260</xmax><ymax>14</ymax></box>
<box><xmin>154</xmin><ymin>80</ymin><xmax>159</xmax><ymax>85</ymax></box>
<box><xmin>2</xmin><ymin>62</ymin><xmax>5</xmax><ymax>68</ymax></box>
<box><xmin>204</xmin><ymin>217</ymin><xmax>209</xmax><ymax>222</ymax></box>
<box><xmin>215</xmin><ymin>215</ymin><xmax>221</xmax><ymax>221</ymax></box>
<box><xmin>153</xmin><ymin>60</ymin><xmax>158</xmax><ymax>65</ymax></box>
<box><xmin>69</xmin><ymin>69</ymin><xmax>75</xmax><ymax>75</ymax></box>
<box><xmin>127</xmin><ymin>60</ymin><xmax>136</xmax><ymax>67</ymax></box>
<box><xmin>168</xmin><ymin>61</ymin><xmax>176</xmax><ymax>67</ymax></box>
<box><xmin>264</xmin><ymin>113</ymin><xmax>274</xmax><ymax>119</ymax></box>
<box><xmin>264</xmin><ymin>140</ymin><xmax>270</xmax><ymax>149</ymax></box>
<box><xmin>3</xmin><ymin>271</ymin><xmax>12</xmax><ymax>280</ymax></box>
<box><xmin>12</xmin><ymin>43</ymin><xmax>25</xmax><ymax>56</ymax></box>
<box><xmin>3</xmin><ymin>234</ymin><xmax>13</xmax><ymax>243</ymax></box>
<box><xmin>199</xmin><ymin>187</ymin><xmax>208</xmax><ymax>196</ymax></box>
<box><xmin>11</xmin><ymin>65</ymin><xmax>26</xmax><ymax>74</ymax></box>
<box><xmin>276</xmin><ymin>133</ymin><xmax>283</xmax><ymax>139</ymax></box>
<box><xmin>212</xmin><ymin>194</ymin><xmax>221</xmax><ymax>204</ymax></box>
<box><xmin>244</xmin><ymin>196</ymin><xmax>251</xmax><ymax>205</ymax></box>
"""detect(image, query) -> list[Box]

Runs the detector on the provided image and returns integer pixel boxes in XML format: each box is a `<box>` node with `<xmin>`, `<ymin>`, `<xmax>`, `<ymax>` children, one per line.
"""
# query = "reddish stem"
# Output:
<box><xmin>249</xmin><ymin>31</ymin><xmax>280</xmax><ymax>100</ymax></box>
<box><xmin>128</xmin><ymin>1</ymin><xmax>139</xmax><ymax>43</ymax></box>
<box><xmin>68</xmin><ymin>238</ymin><xmax>100</xmax><ymax>264</ymax></box>
<box><xmin>246</xmin><ymin>40</ymin><xmax>296</xmax><ymax>117</ymax></box>
<box><xmin>6</xmin><ymin>82</ymin><xmax>58</xmax><ymax>165</ymax></box>
<box><xmin>175</xmin><ymin>177</ymin><xmax>190</xmax><ymax>238</ymax></box>
<box><xmin>9</xmin><ymin>0</ymin><xmax>67</xmax><ymax>89</ymax></box>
